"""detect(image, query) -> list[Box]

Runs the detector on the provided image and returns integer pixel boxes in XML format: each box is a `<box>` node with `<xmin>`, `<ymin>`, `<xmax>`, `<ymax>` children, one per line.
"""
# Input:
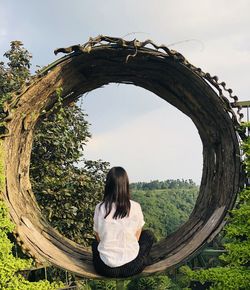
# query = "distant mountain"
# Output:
<box><xmin>130</xmin><ymin>179</ymin><xmax>198</xmax><ymax>239</ymax></box>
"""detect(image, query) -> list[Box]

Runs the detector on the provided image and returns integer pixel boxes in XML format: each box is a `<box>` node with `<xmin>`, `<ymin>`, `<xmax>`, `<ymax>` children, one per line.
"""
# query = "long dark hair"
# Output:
<box><xmin>101</xmin><ymin>166</ymin><xmax>131</xmax><ymax>219</ymax></box>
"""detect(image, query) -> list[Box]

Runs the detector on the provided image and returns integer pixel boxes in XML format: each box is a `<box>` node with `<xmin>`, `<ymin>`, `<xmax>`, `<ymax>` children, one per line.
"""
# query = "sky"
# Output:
<box><xmin>1</xmin><ymin>0</ymin><xmax>250</xmax><ymax>184</ymax></box>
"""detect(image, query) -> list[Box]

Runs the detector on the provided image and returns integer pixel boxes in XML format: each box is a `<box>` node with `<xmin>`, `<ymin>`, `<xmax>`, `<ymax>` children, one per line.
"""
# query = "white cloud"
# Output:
<box><xmin>83</xmin><ymin>106</ymin><xmax>203</xmax><ymax>184</ymax></box>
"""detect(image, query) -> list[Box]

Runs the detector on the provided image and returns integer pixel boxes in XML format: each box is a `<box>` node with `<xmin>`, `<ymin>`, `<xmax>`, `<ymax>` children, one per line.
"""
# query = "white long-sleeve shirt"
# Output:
<box><xmin>93</xmin><ymin>200</ymin><xmax>145</xmax><ymax>267</ymax></box>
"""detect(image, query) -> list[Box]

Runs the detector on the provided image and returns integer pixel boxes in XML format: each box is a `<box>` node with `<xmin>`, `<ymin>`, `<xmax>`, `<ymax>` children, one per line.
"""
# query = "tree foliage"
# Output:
<box><xmin>0</xmin><ymin>41</ymin><xmax>32</xmax><ymax>130</ymax></box>
<box><xmin>126</xmin><ymin>275</ymin><xmax>172</xmax><ymax>290</ymax></box>
<box><xmin>30</xmin><ymin>97</ymin><xmax>109</xmax><ymax>245</ymax></box>
<box><xmin>0</xmin><ymin>40</ymin><xmax>109</xmax><ymax>247</ymax></box>
<box><xmin>181</xmin><ymin>126</ymin><xmax>250</xmax><ymax>290</ymax></box>
<box><xmin>0</xmin><ymin>40</ymin><xmax>31</xmax><ymax>96</ymax></box>
<box><xmin>131</xmin><ymin>179</ymin><xmax>196</xmax><ymax>191</ymax></box>
<box><xmin>0</xmin><ymin>201</ymin><xmax>62</xmax><ymax>290</ymax></box>
<box><xmin>131</xmin><ymin>181</ymin><xmax>198</xmax><ymax>239</ymax></box>
<box><xmin>87</xmin><ymin>279</ymin><xmax>116</xmax><ymax>290</ymax></box>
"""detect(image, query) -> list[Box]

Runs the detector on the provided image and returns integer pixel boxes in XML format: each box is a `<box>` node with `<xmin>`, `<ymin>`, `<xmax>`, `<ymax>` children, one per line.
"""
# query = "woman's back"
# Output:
<box><xmin>94</xmin><ymin>200</ymin><xmax>145</xmax><ymax>267</ymax></box>
<box><xmin>92</xmin><ymin>167</ymin><xmax>155</xmax><ymax>278</ymax></box>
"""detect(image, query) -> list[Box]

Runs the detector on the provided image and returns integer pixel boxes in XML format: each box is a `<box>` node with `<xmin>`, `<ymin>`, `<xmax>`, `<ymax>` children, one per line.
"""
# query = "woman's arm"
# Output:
<box><xmin>136</xmin><ymin>228</ymin><xmax>142</xmax><ymax>241</ymax></box>
<box><xmin>94</xmin><ymin>231</ymin><xmax>100</xmax><ymax>242</ymax></box>
<box><xmin>136</xmin><ymin>203</ymin><xmax>144</xmax><ymax>240</ymax></box>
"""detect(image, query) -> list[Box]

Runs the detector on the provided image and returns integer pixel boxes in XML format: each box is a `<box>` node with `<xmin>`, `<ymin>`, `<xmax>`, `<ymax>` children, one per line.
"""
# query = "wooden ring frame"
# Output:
<box><xmin>1</xmin><ymin>38</ymin><xmax>241</xmax><ymax>278</ymax></box>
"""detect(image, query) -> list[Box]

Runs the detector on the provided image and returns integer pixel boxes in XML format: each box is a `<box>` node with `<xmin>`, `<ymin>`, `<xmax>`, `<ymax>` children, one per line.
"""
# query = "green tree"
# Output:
<box><xmin>181</xmin><ymin>126</ymin><xmax>250</xmax><ymax>290</ymax></box>
<box><xmin>0</xmin><ymin>40</ymin><xmax>32</xmax><ymax>132</ymax></box>
<box><xmin>0</xmin><ymin>201</ymin><xmax>62</xmax><ymax>290</ymax></box>
<box><xmin>0</xmin><ymin>40</ymin><xmax>31</xmax><ymax>96</ymax></box>
<box><xmin>127</xmin><ymin>275</ymin><xmax>172</xmax><ymax>290</ymax></box>
<box><xmin>30</xmin><ymin>101</ymin><xmax>109</xmax><ymax>245</ymax></box>
<box><xmin>87</xmin><ymin>279</ymin><xmax>116</xmax><ymax>290</ymax></box>
<box><xmin>131</xmin><ymin>184</ymin><xmax>198</xmax><ymax>239</ymax></box>
<box><xmin>0</xmin><ymin>40</ymin><xmax>109</xmax><ymax>247</ymax></box>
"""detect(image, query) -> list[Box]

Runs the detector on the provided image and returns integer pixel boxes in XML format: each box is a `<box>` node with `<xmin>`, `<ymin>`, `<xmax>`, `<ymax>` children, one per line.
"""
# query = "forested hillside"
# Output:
<box><xmin>130</xmin><ymin>180</ymin><xmax>199</xmax><ymax>239</ymax></box>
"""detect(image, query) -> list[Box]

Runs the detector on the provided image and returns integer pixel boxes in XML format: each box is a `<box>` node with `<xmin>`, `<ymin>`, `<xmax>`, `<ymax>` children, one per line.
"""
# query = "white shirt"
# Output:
<box><xmin>93</xmin><ymin>200</ymin><xmax>145</xmax><ymax>267</ymax></box>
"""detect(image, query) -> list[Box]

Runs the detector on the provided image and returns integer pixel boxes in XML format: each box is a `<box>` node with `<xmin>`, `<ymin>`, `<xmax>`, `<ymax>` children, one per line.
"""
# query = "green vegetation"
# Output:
<box><xmin>30</xmin><ymin>101</ymin><xmax>109</xmax><ymax>245</ymax></box>
<box><xmin>131</xmin><ymin>180</ymin><xmax>198</xmax><ymax>239</ymax></box>
<box><xmin>82</xmin><ymin>275</ymin><xmax>176</xmax><ymax>290</ymax></box>
<box><xmin>0</xmin><ymin>40</ymin><xmax>31</xmax><ymax>96</ymax></box>
<box><xmin>0</xmin><ymin>201</ymin><xmax>62</xmax><ymax>289</ymax></box>
<box><xmin>127</xmin><ymin>275</ymin><xmax>173</xmax><ymax>290</ymax></box>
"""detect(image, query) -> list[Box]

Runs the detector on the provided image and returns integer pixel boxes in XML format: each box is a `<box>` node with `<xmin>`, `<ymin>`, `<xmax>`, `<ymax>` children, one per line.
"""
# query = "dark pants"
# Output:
<box><xmin>92</xmin><ymin>229</ymin><xmax>156</xmax><ymax>278</ymax></box>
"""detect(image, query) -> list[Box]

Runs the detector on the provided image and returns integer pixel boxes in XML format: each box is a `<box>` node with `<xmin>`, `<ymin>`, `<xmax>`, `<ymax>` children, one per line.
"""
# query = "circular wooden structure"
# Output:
<box><xmin>0</xmin><ymin>36</ymin><xmax>242</xmax><ymax>278</ymax></box>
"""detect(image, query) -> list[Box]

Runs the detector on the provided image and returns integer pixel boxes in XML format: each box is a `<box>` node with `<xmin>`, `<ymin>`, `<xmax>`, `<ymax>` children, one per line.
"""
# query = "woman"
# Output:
<box><xmin>92</xmin><ymin>166</ymin><xmax>156</xmax><ymax>278</ymax></box>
